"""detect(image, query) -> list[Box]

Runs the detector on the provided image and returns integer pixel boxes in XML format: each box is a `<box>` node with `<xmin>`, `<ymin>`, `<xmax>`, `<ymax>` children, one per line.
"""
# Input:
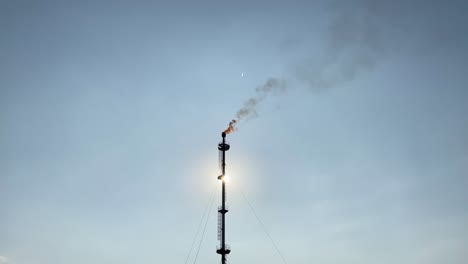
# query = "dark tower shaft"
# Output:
<box><xmin>217</xmin><ymin>132</ymin><xmax>231</xmax><ymax>264</ymax></box>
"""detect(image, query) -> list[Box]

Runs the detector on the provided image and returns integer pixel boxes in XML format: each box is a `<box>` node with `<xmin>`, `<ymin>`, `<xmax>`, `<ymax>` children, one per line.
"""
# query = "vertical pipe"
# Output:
<box><xmin>221</xmin><ymin>133</ymin><xmax>226</xmax><ymax>264</ymax></box>
<box><xmin>217</xmin><ymin>132</ymin><xmax>229</xmax><ymax>264</ymax></box>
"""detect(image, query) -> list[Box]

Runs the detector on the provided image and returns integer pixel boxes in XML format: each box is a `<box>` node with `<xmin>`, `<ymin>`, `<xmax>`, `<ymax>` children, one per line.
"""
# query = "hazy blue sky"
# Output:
<box><xmin>1</xmin><ymin>1</ymin><xmax>467</xmax><ymax>264</ymax></box>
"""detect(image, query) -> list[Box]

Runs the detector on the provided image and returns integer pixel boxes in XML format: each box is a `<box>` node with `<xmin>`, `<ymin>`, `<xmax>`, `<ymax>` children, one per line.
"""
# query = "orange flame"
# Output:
<box><xmin>223</xmin><ymin>119</ymin><xmax>237</xmax><ymax>134</ymax></box>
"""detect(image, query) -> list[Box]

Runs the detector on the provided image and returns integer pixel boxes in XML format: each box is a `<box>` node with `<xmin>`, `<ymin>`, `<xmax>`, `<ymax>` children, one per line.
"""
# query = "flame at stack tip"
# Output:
<box><xmin>223</xmin><ymin>119</ymin><xmax>237</xmax><ymax>134</ymax></box>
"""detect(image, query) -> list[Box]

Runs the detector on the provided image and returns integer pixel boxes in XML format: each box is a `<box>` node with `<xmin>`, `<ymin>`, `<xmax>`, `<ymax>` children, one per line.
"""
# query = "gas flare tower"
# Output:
<box><xmin>217</xmin><ymin>132</ymin><xmax>231</xmax><ymax>264</ymax></box>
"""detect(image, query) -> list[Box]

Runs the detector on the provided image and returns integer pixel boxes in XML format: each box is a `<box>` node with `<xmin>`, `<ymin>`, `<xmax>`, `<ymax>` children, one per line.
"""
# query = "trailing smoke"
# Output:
<box><xmin>223</xmin><ymin>2</ymin><xmax>382</xmax><ymax>134</ymax></box>
<box><xmin>223</xmin><ymin>78</ymin><xmax>287</xmax><ymax>134</ymax></box>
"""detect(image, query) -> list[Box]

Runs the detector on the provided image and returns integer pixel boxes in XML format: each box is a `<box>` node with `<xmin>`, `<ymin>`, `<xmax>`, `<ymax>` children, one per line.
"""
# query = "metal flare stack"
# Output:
<box><xmin>216</xmin><ymin>132</ymin><xmax>231</xmax><ymax>264</ymax></box>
